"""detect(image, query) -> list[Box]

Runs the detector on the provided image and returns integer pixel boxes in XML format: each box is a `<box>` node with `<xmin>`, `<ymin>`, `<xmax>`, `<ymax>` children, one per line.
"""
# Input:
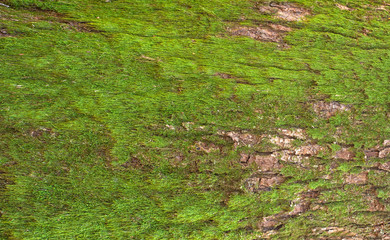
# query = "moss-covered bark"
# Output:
<box><xmin>1</xmin><ymin>0</ymin><xmax>389</xmax><ymax>238</ymax></box>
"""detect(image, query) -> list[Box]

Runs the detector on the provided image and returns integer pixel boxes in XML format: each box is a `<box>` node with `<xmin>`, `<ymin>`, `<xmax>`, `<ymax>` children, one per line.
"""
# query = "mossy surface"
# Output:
<box><xmin>1</xmin><ymin>0</ymin><xmax>390</xmax><ymax>239</ymax></box>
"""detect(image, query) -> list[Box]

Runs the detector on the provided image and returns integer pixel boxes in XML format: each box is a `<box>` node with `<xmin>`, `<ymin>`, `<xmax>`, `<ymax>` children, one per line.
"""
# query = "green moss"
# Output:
<box><xmin>1</xmin><ymin>0</ymin><xmax>390</xmax><ymax>238</ymax></box>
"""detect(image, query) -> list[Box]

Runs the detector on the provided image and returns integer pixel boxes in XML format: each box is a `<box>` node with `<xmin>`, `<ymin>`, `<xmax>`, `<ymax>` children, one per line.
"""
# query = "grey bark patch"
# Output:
<box><xmin>258</xmin><ymin>190</ymin><xmax>315</xmax><ymax>233</ymax></box>
<box><xmin>277</xmin><ymin>128</ymin><xmax>307</xmax><ymax>140</ymax></box>
<box><xmin>289</xmin><ymin>200</ymin><xmax>310</xmax><ymax>216</ymax></box>
<box><xmin>294</xmin><ymin>144</ymin><xmax>324</xmax><ymax>156</ymax></box>
<box><xmin>219</xmin><ymin>131</ymin><xmax>262</xmax><ymax>147</ymax></box>
<box><xmin>239</xmin><ymin>153</ymin><xmax>250</xmax><ymax>164</ymax></box>
<box><xmin>344</xmin><ymin>172</ymin><xmax>368</xmax><ymax>185</ymax></box>
<box><xmin>368</xmin><ymin>197</ymin><xmax>385</xmax><ymax>212</ymax></box>
<box><xmin>258</xmin><ymin>213</ymin><xmax>288</xmax><ymax>232</ymax></box>
<box><xmin>300</xmin><ymin>189</ymin><xmax>320</xmax><ymax>199</ymax></box>
<box><xmin>334</xmin><ymin>148</ymin><xmax>355</xmax><ymax>160</ymax></box>
<box><xmin>247</xmin><ymin>154</ymin><xmax>281</xmax><ymax>171</ymax></box>
<box><xmin>228</xmin><ymin>24</ymin><xmax>290</xmax><ymax>43</ymax></box>
<box><xmin>365</xmin><ymin>144</ymin><xmax>390</xmax><ymax>159</ymax></box>
<box><xmin>364</xmin><ymin>150</ymin><xmax>379</xmax><ymax>160</ymax></box>
<box><xmin>379</xmin><ymin>148</ymin><xmax>390</xmax><ymax>158</ymax></box>
<box><xmin>244</xmin><ymin>171</ymin><xmax>285</xmax><ymax>193</ymax></box>
<box><xmin>336</xmin><ymin>3</ymin><xmax>354</xmax><ymax>11</ymax></box>
<box><xmin>214</xmin><ymin>72</ymin><xmax>235</xmax><ymax>79</ymax></box>
<box><xmin>194</xmin><ymin>141</ymin><xmax>220</xmax><ymax>153</ymax></box>
<box><xmin>313</xmin><ymin>101</ymin><xmax>351</xmax><ymax>118</ymax></box>
<box><xmin>378</xmin><ymin>162</ymin><xmax>390</xmax><ymax>172</ymax></box>
<box><xmin>256</xmin><ymin>2</ymin><xmax>310</xmax><ymax>21</ymax></box>
<box><xmin>312</xmin><ymin>227</ymin><xmax>358</xmax><ymax>238</ymax></box>
<box><xmin>268</xmin><ymin>135</ymin><xmax>294</xmax><ymax>148</ymax></box>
